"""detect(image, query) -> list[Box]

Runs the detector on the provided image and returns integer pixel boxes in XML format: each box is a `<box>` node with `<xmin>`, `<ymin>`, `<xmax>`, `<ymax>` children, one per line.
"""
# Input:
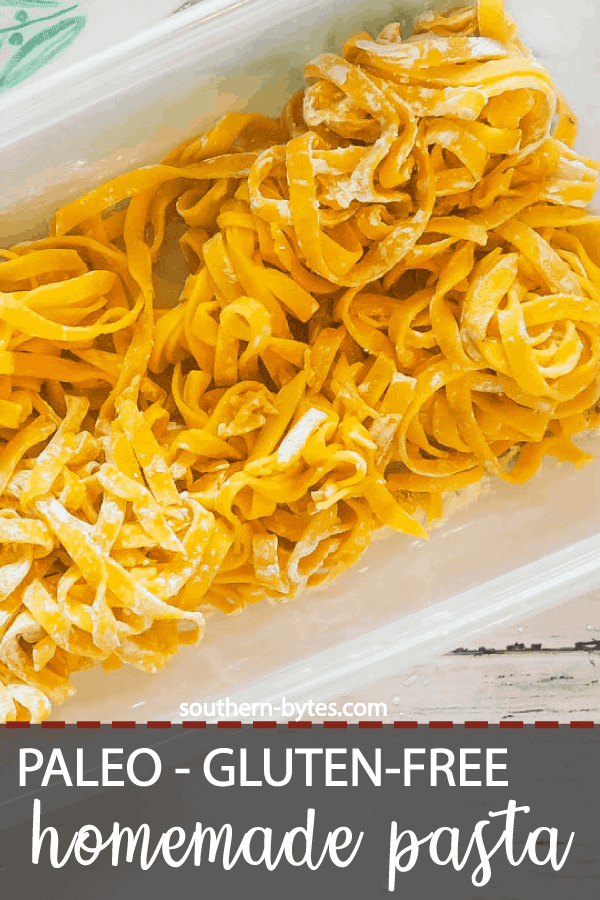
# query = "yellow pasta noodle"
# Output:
<box><xmin>0</xmin><ymin>0</ymin><xmax>599</xmax><ymax>720</ymax></box>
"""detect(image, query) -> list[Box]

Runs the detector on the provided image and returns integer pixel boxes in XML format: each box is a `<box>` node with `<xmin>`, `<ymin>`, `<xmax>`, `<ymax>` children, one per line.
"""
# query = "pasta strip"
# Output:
<box><xmin>0</xmin><ymin>0</ymin><xmax>599</xmax><ymax>721</ymax></box>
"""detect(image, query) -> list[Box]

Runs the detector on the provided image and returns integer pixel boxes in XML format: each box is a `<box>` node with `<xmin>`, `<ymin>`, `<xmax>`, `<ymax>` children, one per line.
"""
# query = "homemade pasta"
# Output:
<box><xmin>1</xmin><ymin>0</ymin><xmax>599</xmax><ymax>721</ymax></box>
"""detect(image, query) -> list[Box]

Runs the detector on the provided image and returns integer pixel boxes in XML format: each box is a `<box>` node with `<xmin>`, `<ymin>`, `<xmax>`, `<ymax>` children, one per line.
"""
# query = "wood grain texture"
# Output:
<box><xmin>332</xmin><ymin>588</ymin><xmax>600</xmax><ymax>722</ymax></box>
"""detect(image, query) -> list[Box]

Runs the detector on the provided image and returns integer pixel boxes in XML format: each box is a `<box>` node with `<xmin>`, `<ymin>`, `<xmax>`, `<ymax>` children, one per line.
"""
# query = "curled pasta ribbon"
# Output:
<box><xmin>1</xmin><ymin>0</ymin><xmax>600</xmax><ymax>721</ymax></box>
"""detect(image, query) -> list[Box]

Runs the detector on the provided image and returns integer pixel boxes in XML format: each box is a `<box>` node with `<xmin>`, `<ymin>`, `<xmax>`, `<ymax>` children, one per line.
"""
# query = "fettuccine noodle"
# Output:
<box><xmin>1</xmin><ymin>0</ymin><xmax>599</xmax><ymax>720</ymax></box>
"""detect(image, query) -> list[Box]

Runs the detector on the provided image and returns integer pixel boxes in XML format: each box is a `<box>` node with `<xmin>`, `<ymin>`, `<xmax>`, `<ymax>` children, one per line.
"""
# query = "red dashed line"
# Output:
<box><xmin>0</xmin><ymin>719</ymin><xmax>596</xmax><ymax>729</ymax></box>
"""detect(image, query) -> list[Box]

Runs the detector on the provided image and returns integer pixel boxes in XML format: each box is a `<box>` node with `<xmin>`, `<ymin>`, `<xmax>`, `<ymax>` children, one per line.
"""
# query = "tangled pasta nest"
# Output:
<box><xmin>1</xmin><ymin>0</ymin><xmax>599</xmax><ymax>721</ymax></box>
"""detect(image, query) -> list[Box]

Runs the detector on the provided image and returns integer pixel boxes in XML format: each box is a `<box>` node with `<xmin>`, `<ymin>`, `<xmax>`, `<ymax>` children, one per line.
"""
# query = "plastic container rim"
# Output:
<box><xmin>168</xmin><ymin>530</ymin><xmax>600</xmax><ymax>718</ymax></box>
<box><xmin>0</xmin><ymin>0</ymin><xmax>598</xmax><ymax>716</ymax></box>
<box><xmin>0</xmin><ymin>0</ymin><xmax>353</xmax><ymax>149</ymax></box>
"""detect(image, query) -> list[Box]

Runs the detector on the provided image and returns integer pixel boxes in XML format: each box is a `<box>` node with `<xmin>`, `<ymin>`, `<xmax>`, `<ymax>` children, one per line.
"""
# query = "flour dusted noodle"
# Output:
<box><xmin>1</xmin><ymin>0</ymin><xmax>599</xmax><ymax>720</ymax></box>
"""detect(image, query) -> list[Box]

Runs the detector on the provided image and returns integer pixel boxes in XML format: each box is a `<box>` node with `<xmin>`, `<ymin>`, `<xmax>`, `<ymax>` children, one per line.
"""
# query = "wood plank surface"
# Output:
<box><xmin>332</xmin><ymin>588</ymin><xmax>600</xmax><ymax>722</ymax></box>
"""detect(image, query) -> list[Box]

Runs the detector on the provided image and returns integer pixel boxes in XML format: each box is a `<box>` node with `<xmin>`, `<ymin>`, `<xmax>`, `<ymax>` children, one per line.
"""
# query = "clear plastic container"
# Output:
<box><xmin>0</xmin><ymin>0</ymin><xmax>598</xmax><ymax>721</ymax></box>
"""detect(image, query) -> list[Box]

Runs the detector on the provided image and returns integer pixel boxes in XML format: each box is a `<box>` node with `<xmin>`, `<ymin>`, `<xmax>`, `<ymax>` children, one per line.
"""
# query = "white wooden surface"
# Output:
<box><xmin>332</xmin><ymin>589</ymin><xmax>600</xmax><ymax>722</ymax></box>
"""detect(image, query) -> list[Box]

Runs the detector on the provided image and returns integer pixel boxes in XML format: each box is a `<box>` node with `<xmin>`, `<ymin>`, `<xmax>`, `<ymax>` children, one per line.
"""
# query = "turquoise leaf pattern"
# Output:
<box><xmin>0</xmin><ymin>1</ymin><xmax>86</xmax><ymax>93</ymax></box>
